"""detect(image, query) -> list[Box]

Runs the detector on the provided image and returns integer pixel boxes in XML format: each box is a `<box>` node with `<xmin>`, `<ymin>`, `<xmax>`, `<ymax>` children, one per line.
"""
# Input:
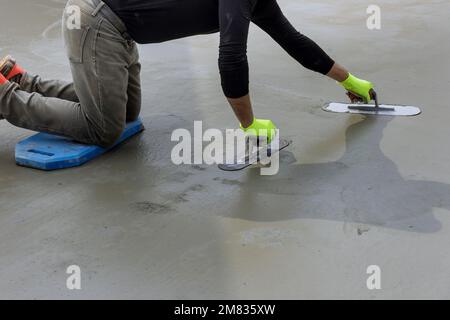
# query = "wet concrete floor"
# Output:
<box><xmin>0</xmin><ymin>0</ymin><xmax>450</xmax><ymax>299</ymax></box>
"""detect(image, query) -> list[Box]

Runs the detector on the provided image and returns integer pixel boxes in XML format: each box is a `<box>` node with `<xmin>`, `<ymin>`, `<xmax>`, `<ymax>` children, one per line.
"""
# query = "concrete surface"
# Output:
<box><xmin>1</xmin><ymin>0</ymin><xmax>450</xmax><ymax>299</ymax></box>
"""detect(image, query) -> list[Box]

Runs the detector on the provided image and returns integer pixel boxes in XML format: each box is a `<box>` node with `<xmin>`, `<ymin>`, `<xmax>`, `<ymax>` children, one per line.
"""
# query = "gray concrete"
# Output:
<box><xmin>1</xmin><ymin>0</ymin><xmax>450</xmax><ymax>299</ymax></box>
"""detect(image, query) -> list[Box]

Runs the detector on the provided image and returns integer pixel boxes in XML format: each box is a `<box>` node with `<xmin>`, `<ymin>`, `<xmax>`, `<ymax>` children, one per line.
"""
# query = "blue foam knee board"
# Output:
<box><xmin>15</xmin><ymin>119</ymin><xmax>144</xmax><ymax>171</ymax></box>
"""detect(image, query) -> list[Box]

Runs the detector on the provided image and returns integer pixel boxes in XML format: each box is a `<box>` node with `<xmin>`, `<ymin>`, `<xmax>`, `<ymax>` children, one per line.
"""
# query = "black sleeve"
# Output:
<box><xmin>252</xmin><ymin>0</ymin><xmax>335</xmax><ymax>75</ymax></box>
<box><xmin>218</xmin><ymin>0</ymin><xmax>255</xmax><ymax>98</ymax></box>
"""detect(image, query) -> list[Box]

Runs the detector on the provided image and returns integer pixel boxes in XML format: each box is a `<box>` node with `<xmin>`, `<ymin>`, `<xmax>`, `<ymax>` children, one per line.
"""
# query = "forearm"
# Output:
<box><xmin>326</xmin><ymin>63</ymin><xmax>349</xmax><ymax>82</ymax></box>
<box><xmin>328</xmin><ymin>63</ymin><xmax>375</xmax><ymax>103</ymax></box>
<box><xmin>217</xmin><ymin>0</ymin><xmax>254</xmax><ymax>126</ymax></box>
<box><xmin>226</xmin><ymin>94</ymin><xmax>277</xmax><ymax>142</ymax></box>
<box><xmin>226</xmin><ymin>94</ymin><xmax>254</xmax><ymax>128</ymax></box>
<box><xmin>252</xmin><ymin>3</ymin><xmax>335</xmax><ymax>77</ymax></box>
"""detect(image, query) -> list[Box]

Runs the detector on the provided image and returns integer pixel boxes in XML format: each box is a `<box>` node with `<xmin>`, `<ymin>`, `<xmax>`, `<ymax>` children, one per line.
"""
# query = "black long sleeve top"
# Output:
<box><xmin>103</xmin><ymin>0</ymin><xmax>334</xmax><ymax>98</ymax></box>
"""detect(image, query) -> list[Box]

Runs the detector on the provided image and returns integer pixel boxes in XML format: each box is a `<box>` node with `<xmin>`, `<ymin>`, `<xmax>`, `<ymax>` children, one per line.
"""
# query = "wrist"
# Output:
<box><xmin>240</xmin><ymin>117</ymin><xmax>256</xmax><ymax>130</ymax></box>
<box><xmin>339</xmin><ymin>73</ymin><xmax>357</xmax><ymax>91</ymax></box>
<box><xmin>339</xmin><ymin>73</ymin><xmax>374</xmax><ymax>103</ymax></box>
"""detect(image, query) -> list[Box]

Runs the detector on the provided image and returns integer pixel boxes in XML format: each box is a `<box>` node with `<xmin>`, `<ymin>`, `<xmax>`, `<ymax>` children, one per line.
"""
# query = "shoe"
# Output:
<box><xmin>0</xmin><ymin>55</ymin><xmax>25</xmax><ymax>83</ymax></box>
<box><xmin>0</xmin><ymin>72</ymin><xmax>7</xmax><ymax>85</ymax></box>
<box><xmin>0</xmin><ymin>73</ymin><xmax>6</xmax><ymax>119</ymax></box>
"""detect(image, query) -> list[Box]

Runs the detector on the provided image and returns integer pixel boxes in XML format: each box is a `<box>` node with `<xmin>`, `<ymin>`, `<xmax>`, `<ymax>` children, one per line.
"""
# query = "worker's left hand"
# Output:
<box><xmin>240</xmin><ymin>118</ymin><xmax>277</xmax><ymax>143</ymax></box>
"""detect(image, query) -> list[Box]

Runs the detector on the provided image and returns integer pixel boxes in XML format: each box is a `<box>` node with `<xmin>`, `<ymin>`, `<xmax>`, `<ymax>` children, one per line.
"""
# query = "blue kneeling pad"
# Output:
<box><xmin>15</xmin><ymin>119</ymin><xmax>144</xmax><ymax>170</ymax></box>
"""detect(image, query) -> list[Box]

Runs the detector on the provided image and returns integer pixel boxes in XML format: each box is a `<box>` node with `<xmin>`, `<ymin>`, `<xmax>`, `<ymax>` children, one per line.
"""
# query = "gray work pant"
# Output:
<box><xmin>0</xmin><ymin>0</ymin><xmax>141</xmax><ymax>147</ymax></box>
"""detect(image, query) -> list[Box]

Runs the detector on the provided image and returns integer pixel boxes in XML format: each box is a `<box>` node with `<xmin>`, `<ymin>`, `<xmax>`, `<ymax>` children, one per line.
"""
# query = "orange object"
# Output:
<box><xmin>6</xmin><ymin>63</ymin><xmax>24</xmax><ymax>80</ymax></box>
<box><xmin>0</xmin><ymin>72</ymin><xmax>7</xmax><ymax>85</ymax></box>
<box><xmin>0</xmin><ymin>55</ymin><xmax>24</xmax><ymax>81</ymax></box>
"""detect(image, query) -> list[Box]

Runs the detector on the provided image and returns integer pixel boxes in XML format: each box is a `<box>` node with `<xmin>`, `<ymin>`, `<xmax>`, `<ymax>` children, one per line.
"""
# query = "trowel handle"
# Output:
<box><xmin>370</xmin><ymin>89</ymin><xmax>379</xmax><ymax>109</ymax></box>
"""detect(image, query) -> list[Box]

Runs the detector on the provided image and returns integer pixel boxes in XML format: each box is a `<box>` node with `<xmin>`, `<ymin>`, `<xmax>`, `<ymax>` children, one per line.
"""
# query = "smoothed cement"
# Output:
<box><xmin>1</xmin><ymin>0</ymin><xmax>450</xmax><ymax>299</ymax></box>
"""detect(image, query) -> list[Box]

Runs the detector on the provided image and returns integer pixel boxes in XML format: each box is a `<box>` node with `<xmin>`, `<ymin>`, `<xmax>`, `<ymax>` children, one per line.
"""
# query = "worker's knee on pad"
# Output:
<box><xmin>126</xmin><ymin>112</ymin><xmax>139</xmax><ymax>122</ymax></box>
<box><xmin>96</xmin><ymin>125</ymin><xmax>124</xmax><ymax>148</ymax></box>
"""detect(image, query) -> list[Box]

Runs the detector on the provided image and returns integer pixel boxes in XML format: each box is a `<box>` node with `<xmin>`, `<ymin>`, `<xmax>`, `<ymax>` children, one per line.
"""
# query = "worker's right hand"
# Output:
<box><xmin>339</xmin><ymin>73</ymin><xmax>374</xmax><ymax>103</ymax></box>
<box><xmin>240</xmin><ymin>118</ymin><xmax>277</xmax><ymax>143</ymax></box>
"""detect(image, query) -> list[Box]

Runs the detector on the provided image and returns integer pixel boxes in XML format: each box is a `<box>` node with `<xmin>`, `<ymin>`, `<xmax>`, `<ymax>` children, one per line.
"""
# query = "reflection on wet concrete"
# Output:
<box><xmin>231</xmin><ymin>116</ymin><xmax>450</xmax><ymax>233</ymax></box>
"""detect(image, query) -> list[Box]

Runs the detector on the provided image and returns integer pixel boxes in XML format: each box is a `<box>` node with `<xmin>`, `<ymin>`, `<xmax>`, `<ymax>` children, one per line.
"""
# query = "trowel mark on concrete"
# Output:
<box><xmin>213</xmin><ymin>177</ymin><xmax>243</xmax><ymax>186</ymax></box>
<box><xmin>166</xmin><ymin>170</ymin><xmax>194</xmax><ymax>183</ymax></box>
<box><xmin>240</xmin><ymin>228</ymin><xmax>302</xmax><ymax>248</ymax></box>
<box><xmin>169</xmin><ymin>184</ymin><xmax>206</xmax><ymax>203</ymax></box>
<box><xmin>357</xmin><ymin>226</ymin><xmax>370</xmax><ymax>236</ymax></box>
<box><xmin>132</xmin><ymin>202</ymin><xmax>172</xmax><ymax>215</ymax></box>
<box><xmin>226</xmin><ymin>117</ymin><xmax>450</xmax><ymax>233</ymax></box>
<box><xmin>189</xmin><ymin>184</ymin><xmax>206</xmax><ymax>192</ymax></box>
<box><xmin>132</xmin><ymin>184</ymin><xmax>207</xmax><ymax>216</ymax></box>
<box><xmin>41</xmin><ymin>20</ymin><xmax>61</xmax><ymax>40</ymax></box>
<box><xmin>192</xmin><ymin>165</ymin><xmax>207</xmax><ymax>171</ymax></box>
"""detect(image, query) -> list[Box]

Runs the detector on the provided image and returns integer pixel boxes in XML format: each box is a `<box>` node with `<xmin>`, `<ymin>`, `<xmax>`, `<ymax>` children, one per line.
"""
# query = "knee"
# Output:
<box><xmin>126</xmin><ymin>97</ymin><xmax>141</xmax><ymax>122</ymax></box>
<box><xmin>126</xmin><ymin>111</ymin><xmax>140</xmax><ymax>122</ymax></box>
<box><xmin>95</xmin><ymin>124</ymin><xmax>125</xmax><ymax>149</ymax></box>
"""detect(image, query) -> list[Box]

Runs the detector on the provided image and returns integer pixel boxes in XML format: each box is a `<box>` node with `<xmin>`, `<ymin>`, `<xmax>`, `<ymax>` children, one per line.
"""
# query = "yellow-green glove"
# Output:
<box><xmin>240</xmin><ymin>118</ymin><xmax>277</xmax><ymax>143</ymax></box>
<box><xmin>340</xmin><ymin>73</ymin><xmax>374</xmax><ymax>103</ymax></box>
